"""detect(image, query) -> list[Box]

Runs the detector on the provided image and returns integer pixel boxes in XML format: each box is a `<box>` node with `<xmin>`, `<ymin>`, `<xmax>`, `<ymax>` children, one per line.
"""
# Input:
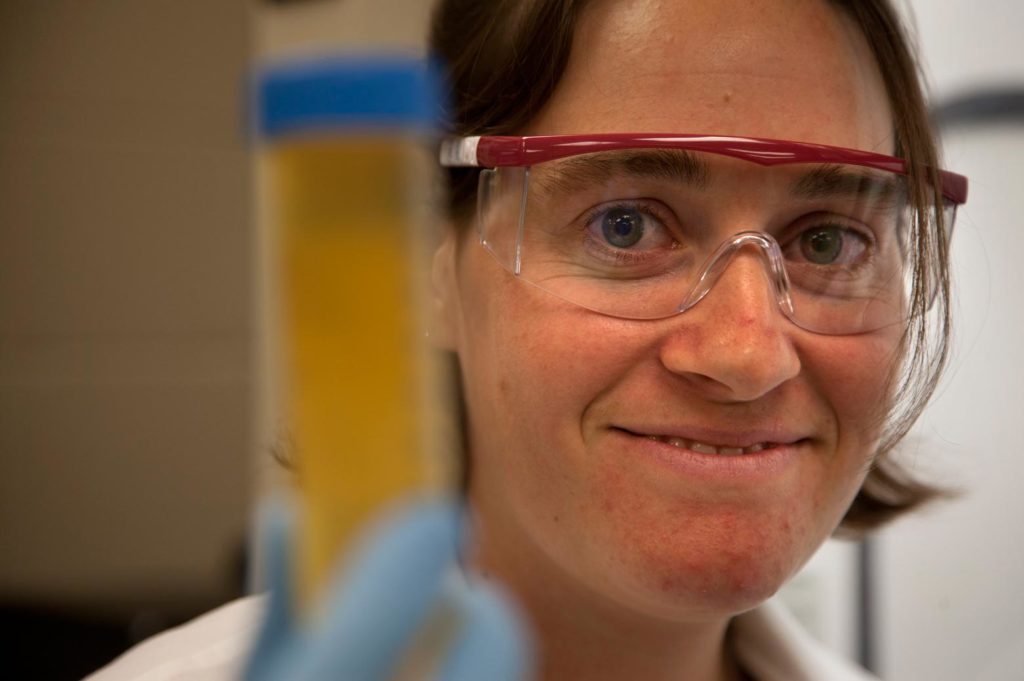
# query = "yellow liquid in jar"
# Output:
<box><xmin>270</xmin><ymin>139</ymin><xmax>440</xmax><ymax>603</ymax></box>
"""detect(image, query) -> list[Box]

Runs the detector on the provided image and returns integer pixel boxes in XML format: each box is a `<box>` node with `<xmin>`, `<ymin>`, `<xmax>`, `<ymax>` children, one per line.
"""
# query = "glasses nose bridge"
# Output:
<box><xmin>680</xmin><ymin>231</ymin><xmax>795</xmax><ymax>319</ymax></box>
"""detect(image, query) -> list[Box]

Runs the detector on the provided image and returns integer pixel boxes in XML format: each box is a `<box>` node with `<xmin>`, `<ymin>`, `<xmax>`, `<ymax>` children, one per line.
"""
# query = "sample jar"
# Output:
<box><xmin>253</xmin><ymin>55</ymin><xmax>451</xmax><ymax>605</ymax></box>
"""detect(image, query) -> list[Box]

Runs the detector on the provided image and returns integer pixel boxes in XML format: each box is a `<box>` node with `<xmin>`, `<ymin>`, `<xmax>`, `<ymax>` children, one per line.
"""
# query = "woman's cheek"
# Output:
<box><xmin>800</xmin><ymin>330</ymin><xmax>901</xmax><ymax>456</ymax></box>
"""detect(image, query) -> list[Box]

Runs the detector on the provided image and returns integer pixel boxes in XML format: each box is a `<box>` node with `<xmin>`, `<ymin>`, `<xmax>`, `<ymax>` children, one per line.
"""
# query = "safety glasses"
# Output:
<box><xmin>440</xmin><ymin>134</ymin><xmax>968</xmax><ymax>335</ymax></box>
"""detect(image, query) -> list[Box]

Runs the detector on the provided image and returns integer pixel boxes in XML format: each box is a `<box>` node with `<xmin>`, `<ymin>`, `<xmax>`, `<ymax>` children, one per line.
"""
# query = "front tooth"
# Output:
<box><xmin>719</xmin><ymin>447</ymin><xmax>745</xmax><ymax>456</ymax></box>
<box><xmin>746</xmin><ymin>443</ymin><xmax>765</xmax><ymax>453</ymax></box>
<box><xmin>666</xmin><ymin>437</ymin><xmax>687</xmax><ymax>448</ymax></box>
<box><xmin>690</xmin><ymin>441</ymin><xmax>719</xmax><ymax>455</ymax></box>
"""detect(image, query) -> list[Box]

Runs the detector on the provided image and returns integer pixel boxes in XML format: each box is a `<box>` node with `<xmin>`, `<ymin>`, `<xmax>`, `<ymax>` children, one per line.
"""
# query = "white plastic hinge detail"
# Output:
<box><xmin>439</xmin><ymin>136</ymin><xmax>481</xmax><ymax>167</ymax></box>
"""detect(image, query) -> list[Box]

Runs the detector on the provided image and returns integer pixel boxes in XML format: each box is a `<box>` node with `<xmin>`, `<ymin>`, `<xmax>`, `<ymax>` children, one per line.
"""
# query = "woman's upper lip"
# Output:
<box><xmin>614</xmin><ymin>425</ymin><xmax>807</xmax><ymax>449</ymax></box>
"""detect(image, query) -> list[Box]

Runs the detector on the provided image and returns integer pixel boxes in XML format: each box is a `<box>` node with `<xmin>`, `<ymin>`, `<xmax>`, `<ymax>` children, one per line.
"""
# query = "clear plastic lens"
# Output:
<box><xmin>477</xmin><ymin>150</ymin><xmax>953</xmax><ymax>334</ymax></box>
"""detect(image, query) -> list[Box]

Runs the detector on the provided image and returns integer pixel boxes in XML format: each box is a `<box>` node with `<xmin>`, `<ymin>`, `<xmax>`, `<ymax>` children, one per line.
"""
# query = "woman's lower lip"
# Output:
<box><xmin>611</xmin><ymin>428</ymin><xmax>804</xmax><ymax>483</ymax></box>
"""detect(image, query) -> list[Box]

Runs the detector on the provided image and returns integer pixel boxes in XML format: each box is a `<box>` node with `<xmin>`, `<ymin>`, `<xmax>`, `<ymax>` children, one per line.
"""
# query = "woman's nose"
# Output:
<box><xmin>658</xmin><ymin>249</ymin><xmax>801</xmax><ymax>402</ymax></box>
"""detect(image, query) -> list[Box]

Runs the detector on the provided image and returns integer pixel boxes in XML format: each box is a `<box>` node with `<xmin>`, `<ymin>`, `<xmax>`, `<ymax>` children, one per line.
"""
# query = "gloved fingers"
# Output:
<box><xmin>242</xmin><ymin>500</ymin><xmax>532</xmax><ymax>681</ymax></box>
<box><xmin>243</xmin><ymin>497</ymin><xmax>299</xmax><ymax>681</ymax></box>
<box><xmin>437</xmin><ymin>577</ymin><xmax>535</xmax><ymax>681</ymax></box>
<box><xmin>294</xmin><ymin>501</ymin><xmax>463</xmax><ymax>681</ymax></box>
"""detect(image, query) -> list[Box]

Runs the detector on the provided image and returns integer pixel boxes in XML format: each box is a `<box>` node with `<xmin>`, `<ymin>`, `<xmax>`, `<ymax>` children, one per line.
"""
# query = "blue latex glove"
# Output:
<box><xmin>243</xmin><ymin>499</ymin><xmax>533</xmax><ymax>681</ymax></box>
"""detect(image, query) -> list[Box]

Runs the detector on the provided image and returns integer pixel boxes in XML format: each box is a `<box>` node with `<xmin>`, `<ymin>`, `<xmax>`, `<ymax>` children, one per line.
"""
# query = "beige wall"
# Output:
<box><xmin>0</xmin><ymin>1</ymin><xmax>252</xmax><ymax>610</ymax></box>
<box><xmin>255</xmin><ymin>0</ymin><xmax>432</xmax><ymax>57</ymax></box>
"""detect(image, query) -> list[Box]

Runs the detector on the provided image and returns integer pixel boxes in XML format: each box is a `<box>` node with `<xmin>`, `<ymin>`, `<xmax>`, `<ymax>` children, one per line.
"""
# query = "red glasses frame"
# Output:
<box><xmin>439</xmin><ymin>133</ymin><xmax>969</xmax><ymax>205</ymax></box>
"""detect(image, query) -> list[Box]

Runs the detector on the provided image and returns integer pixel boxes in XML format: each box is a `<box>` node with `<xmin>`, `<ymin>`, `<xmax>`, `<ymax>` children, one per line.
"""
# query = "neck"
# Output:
<box><xmin>470</xmin><ymin>509</ymin><xmax>744</xmax><ymax>681</ymax></box>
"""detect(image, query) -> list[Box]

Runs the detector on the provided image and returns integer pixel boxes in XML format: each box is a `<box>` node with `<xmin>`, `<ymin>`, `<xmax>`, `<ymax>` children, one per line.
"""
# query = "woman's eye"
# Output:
<box><xmin>601</xmin><ymin>207</ymin><xmax>646</xmax><ymax>248</ymax></box>
<box><xmin>796</xmin><ymin>224</ymin><xmax>868</xmax><ymax>266</ymax></box>
<box><xmin>584</xmin><ymin>204</ymin><xmax>675</xmax><ymax>254</ymax></box>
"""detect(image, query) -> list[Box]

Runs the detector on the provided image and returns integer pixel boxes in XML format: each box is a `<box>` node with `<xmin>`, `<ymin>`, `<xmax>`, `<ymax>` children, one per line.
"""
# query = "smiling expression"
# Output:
<box><xmin>434</xmin><ymin>0</ymin><xmax>903</xmax><ymax>621</ymax></box>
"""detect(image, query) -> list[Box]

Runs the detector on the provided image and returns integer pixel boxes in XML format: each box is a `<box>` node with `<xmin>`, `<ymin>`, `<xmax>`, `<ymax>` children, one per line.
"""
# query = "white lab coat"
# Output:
<box><xmin>86</xmin><ymin>596</ymin><xmax>879</xmax><ymax>681</ymax></box>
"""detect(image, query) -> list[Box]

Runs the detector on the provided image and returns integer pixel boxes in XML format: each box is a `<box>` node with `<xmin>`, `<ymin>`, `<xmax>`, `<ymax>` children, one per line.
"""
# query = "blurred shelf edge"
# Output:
<box><xmin>932</xmin><ymin>86</ymin><xmax>1024</xmax><ymax>128</ymax></box>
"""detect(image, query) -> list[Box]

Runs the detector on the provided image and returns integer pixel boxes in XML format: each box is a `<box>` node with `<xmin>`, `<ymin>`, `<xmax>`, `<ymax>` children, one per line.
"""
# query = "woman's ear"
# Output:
<box><xmin>428</xmin><ymin>226</ymin><xmax>460</xmax><ymax>351</ymax></box>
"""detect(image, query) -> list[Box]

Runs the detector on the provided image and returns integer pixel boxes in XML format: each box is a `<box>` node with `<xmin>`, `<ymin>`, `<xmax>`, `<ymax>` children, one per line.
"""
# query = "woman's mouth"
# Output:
<box><xmin>641</xmin><ymin>434</ymin><xmax>779</xmax><ymax>456</ymax></box>
<box><xmin>610</xmin><ymin>427</ymin><xmax>807</xmax><ymax>484</ymax></box>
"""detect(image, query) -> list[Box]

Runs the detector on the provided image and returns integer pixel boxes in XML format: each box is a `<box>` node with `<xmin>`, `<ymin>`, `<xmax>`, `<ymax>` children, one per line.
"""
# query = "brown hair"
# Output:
<box><xmin>429</xmin><ymin>0</ymin><xmax>953</xmax><ymax>535</ymax></box>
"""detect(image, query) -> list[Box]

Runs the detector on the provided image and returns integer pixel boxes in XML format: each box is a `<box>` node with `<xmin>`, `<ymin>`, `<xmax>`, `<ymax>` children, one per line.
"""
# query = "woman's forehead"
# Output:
<box><xmin>525</xmin><ymin>0</ymin><xmax>894</xmax><ymax>154</ymax></box>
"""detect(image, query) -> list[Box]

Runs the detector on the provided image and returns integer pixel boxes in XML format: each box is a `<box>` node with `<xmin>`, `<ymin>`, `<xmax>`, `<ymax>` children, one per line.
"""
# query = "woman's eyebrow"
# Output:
<box><xmin>791</xmin><ymin>164</ymin><xmax>907</xmax><ymax>205</ymax></box>
<box><xmin>534</xmin><ymin>149</ymin><xmax>711</xmax><ymax>194</ymax></box>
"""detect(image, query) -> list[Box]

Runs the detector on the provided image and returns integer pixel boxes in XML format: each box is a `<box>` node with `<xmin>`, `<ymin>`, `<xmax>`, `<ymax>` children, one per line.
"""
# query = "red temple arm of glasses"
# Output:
<box><xmin>440</xmin><ymin>133</ymin><xmax>968</xmax><ymax>205</ymax></box>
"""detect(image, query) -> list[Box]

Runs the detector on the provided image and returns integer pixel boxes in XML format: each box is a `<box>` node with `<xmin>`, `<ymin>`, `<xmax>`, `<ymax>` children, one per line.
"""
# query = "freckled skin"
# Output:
<box><xmin>433</xmin><ymin>0</ymin><xmax>901</xmax><ymax>678</ymax></box>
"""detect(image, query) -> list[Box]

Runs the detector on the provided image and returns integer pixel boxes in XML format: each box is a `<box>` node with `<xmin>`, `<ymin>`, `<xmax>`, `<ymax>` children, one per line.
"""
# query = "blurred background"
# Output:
<box><xmin>0</xmin><ymin>1</ymin><xmax>1020</xmax><ymax>679</ymax></box>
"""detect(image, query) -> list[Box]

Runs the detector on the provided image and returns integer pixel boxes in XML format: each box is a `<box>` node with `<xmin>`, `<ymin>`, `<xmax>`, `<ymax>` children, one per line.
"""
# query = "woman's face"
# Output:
<box><xmin>436</xmin><ymin>0</ymin><xmax>900</xmax><ymax>620</ymax></box>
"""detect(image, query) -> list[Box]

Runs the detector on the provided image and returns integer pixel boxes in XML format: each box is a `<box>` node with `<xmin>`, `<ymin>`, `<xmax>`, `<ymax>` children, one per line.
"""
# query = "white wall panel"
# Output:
<box><xmin>878</xmin><ymin>3</ymin><xmax>1024</xmax><ymax>678</ymax></box>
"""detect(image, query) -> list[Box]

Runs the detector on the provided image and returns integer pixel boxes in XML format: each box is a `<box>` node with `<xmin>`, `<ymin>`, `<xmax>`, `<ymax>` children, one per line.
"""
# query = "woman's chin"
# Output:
<box><xmin>584</xmin><ymin>557</ymin><xmax>790</xmax><ymax>624</ymax></box>
<box><xmin>583</xmin><ymin>512</ymin><xmax>818</xmax><ymax>622</ymax></box>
